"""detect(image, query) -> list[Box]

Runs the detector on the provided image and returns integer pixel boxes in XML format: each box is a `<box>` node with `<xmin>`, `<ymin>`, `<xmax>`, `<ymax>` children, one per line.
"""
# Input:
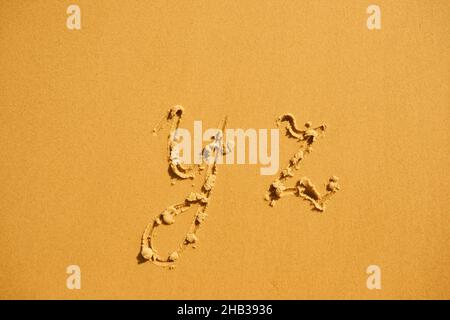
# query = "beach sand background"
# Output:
<box><xmin>0</xmin><ymin>0</ymin><xmax>449</xmax><ymax>299</ymax></box>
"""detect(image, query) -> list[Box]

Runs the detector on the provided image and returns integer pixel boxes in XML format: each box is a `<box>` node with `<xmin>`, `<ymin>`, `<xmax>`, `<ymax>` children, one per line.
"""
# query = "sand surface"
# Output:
<box><xmin>0</xmin><ymin>1</ymin><xmax>449</xmax><ymax>299</ymax></box>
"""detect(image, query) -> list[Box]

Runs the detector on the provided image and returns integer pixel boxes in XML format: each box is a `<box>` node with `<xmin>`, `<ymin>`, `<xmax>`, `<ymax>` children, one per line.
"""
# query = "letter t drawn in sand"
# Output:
<box><xmin>140</xmin><ymin>106</ymin><xmax>229</xmax><ymax>268</ymax></box>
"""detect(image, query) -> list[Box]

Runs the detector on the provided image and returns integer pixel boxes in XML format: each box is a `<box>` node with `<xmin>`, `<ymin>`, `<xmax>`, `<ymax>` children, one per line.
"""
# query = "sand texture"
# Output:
<box><xmin>0</xmin><ymin>1</ymin><xmax>449</xmax><ymax>299</ymax></box>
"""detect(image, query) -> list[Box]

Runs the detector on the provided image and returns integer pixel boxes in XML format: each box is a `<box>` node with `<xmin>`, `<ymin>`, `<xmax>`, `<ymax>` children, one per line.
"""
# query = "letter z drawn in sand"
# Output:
<box><xmin>265</xmin><ymin>114</ymin><xmax>340</xmax><ymax>212</ymax></box>
<box><xmin>140</xmin><ymin>106</ymin><xmax>229</xmax><ymax>268</ymax></box>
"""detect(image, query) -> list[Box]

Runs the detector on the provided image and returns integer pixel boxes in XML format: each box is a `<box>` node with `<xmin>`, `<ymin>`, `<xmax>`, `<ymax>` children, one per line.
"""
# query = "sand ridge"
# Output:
<box><xmin>265</xmin><ymin>114</ymin><xmax>340</xmax><ymax>211</ymax></box>
<box><xmin>142</xmin><ymin>109</ymin><xmax>340</xmax><ymax>268</ymax></box>
<box><xmin>141</xmin><ymin>107</ymin><xmax>229</xmax><ymax>268</ymax></box>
